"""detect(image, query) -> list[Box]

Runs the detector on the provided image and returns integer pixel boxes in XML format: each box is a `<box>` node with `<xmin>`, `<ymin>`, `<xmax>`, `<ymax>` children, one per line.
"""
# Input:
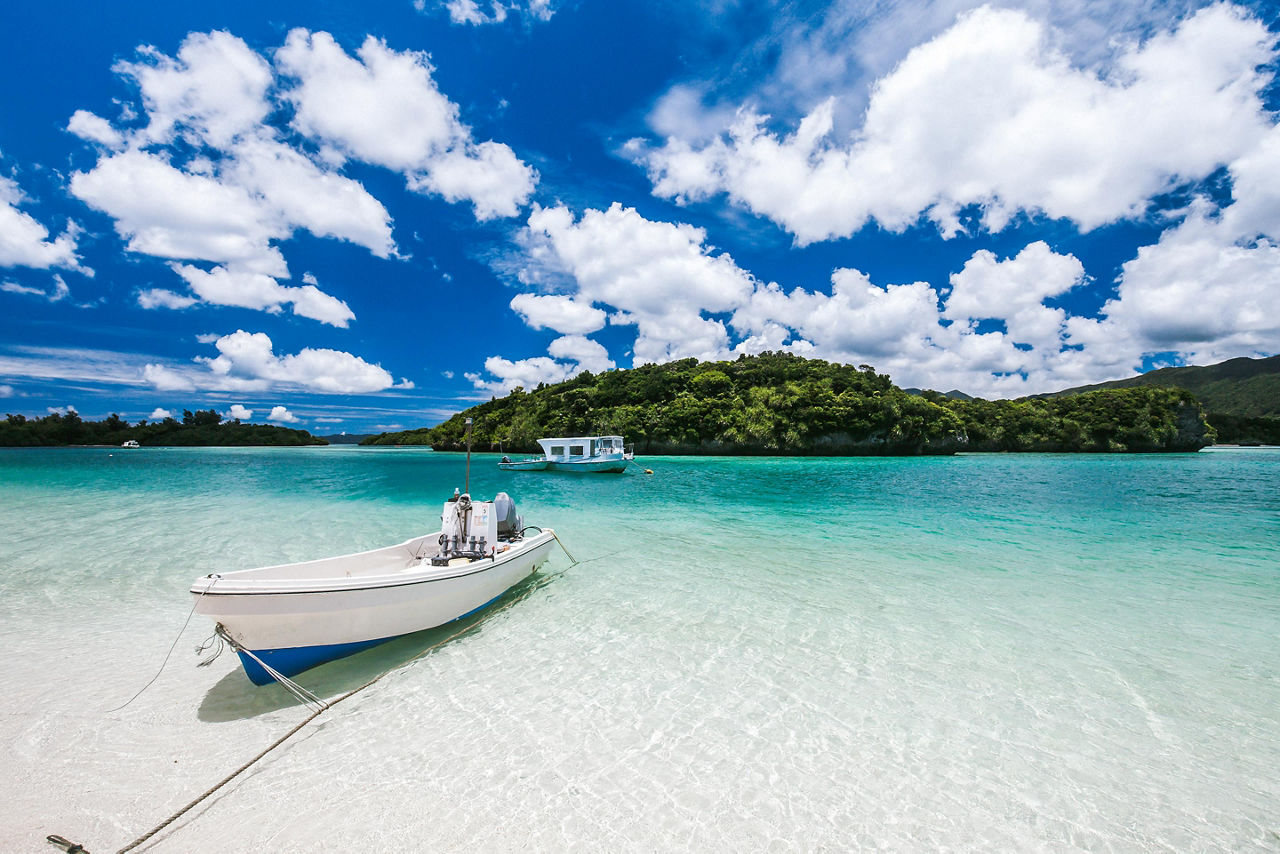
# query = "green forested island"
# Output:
<box><xmin>0</xmin><ymin>409</ymin><xmax>325</xmax><ymax>447</ymax></box>
<box><xmin>363</xmin><ymin>352</ymin><xmax>1212</xmax><ymax>455</ymax></box>
<box><xmin>1050</xmin><ymin>354</ymin><xmax>1280</xmax><ymax>444</ymax></box>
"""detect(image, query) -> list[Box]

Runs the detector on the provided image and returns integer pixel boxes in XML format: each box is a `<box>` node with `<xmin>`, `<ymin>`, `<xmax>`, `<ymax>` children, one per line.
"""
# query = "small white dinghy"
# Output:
<box><xmin>191</xmin><ymin>492</ymin><xmax>554</xmax><ymax>685</ymax></box>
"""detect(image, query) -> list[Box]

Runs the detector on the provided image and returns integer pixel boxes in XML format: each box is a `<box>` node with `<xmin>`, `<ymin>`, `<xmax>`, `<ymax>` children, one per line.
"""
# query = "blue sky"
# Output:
<box><xmin>1</xmin><ymin>0</ymin><xmax>1278</xmax><ymax>433</ymax></box>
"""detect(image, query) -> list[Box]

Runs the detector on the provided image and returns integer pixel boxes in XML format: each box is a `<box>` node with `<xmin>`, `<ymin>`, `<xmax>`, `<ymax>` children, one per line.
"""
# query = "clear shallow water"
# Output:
<box><xmin>2</xmin><ymin>446</ymin><xmax>1278</xmax><ymax>851</ymax></box>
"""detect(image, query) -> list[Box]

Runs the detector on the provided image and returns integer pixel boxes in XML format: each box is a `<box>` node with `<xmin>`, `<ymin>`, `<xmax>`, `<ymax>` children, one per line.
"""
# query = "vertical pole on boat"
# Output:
<box><xmin>464</xmin><ymin>417</ymin><xmax>473</xmax><ymax>496</ymax></box>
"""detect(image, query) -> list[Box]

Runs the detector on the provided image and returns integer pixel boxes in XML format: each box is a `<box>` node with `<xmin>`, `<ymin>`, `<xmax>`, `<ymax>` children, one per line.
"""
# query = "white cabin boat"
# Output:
<box><xmin>121</xmin><ymin>439</ymin><xmax>140</xmax><ymax>448</ymax></box>
<box><xmin>191</xmin><ymin>492</ymin><xmax>554</xmax><ymax>685</ymax></box>
<box><xmin>496</xmin><ymin>436</ymin><xmax>634</xmax><ymax>473</ymax></box>
<box><xmin>534</xmin><ymin>435</ymin><xmax>633</xmax><ymax>473</ymax></box>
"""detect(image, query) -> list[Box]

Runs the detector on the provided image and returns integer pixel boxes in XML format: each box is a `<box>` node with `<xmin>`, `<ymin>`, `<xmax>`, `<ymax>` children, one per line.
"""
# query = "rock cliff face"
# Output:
<box><xmin>1168</xmin><ymin>401</ymin><xmax>1215</xmax><ymax>451</ymax></box>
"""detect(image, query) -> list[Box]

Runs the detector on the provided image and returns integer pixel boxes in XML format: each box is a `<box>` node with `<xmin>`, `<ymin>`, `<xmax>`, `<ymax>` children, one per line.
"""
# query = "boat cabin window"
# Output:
<box><xmin>550</xmin><ymin>445</ymin><xmax>565</xmax><ymax>456</ymax></box>
<box><xmin>570</xmin><ymin>444</ymin><xmax>585</xmax><ymax>456</ymax></box>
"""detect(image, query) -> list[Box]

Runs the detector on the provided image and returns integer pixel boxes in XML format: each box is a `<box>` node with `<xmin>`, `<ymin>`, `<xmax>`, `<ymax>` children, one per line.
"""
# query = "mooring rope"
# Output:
<box><xmin>105</xmin><ymin>576</ymin><xmax>220</xmax><ymax>714</ymax></box>
<box><xmin>63</xmin><ymin>537</ymin><xmax>586</xmax><ymax>854</ymax></box>
<box><xmin>216</xmin><ymin>627</ymin><xmax>328</xmax><ymax>713</ymax></box>
<box><xmin>193</xmin><ymin>631</ymin><xmax>226</xmax><ymax>668</ymax></box>
<box><xmin>551</xmin><ymin>530</ymin><xmax>578</xmax><ymax>565</ymax></box>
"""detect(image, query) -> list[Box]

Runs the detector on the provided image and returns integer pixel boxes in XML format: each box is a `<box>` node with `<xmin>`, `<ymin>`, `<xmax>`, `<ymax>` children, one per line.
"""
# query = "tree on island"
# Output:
<box><xmin>183</xmin><ymin>409</ymin><xmax>224</xmax><ymax>427</ymax></box>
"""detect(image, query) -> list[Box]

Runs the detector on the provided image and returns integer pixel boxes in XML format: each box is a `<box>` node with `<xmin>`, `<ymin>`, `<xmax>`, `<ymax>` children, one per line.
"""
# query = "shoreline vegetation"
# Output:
<box><xmin>8</xmin><ymin>354</ymin><xmax>1277</xmax><ymax>453</ymax></box>
<box><xmin>363</xmin><ymin>352</ymin><xmax>1218</xmax><ymax>455</ymax></box>
<box><xmin>0</xmin><ymin>408</ymin><xmax>324</xmax><ymax>447</ymax></box>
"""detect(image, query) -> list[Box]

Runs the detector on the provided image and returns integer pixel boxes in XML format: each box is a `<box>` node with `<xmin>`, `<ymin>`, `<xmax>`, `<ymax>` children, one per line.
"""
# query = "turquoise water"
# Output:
<box><xmin>2</xmin><ymin>446</ymin><xmax>1278</xmax><ymax>851</ymax></box>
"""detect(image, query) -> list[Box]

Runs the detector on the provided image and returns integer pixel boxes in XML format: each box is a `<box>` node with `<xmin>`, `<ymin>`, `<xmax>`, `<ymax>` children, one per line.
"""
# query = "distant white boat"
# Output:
<box><xmin>191</xmin><ymin>492</ymin><xmax>554</xmax><ymax>685</ymax></box>
<box><xmin>499</xmin><ymin>435</ymin><xmax>634</xmax><ymax>473</ymax></box>
<box><xmin>121</xmin><ymin>440</ymin><xmax>140</xmax><ymax>448</ymax></box>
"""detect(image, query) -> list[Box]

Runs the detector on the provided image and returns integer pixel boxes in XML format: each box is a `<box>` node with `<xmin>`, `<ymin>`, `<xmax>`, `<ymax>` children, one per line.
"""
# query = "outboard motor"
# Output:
<box><xmin>433</xmin><ymin>492</ymin><xmax>497</xmax><ymax>564</ymax></box>
<box><xmin>494</xmin><ymin>491</ymin><xmax>523</xmax><ymax>540</ymax></box>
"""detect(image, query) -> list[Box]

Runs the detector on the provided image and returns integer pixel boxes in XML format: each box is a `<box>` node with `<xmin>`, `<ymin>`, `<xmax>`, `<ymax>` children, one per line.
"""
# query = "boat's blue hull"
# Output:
<box><xmin>237</xmin><ymin>637</ymin><xmax>395</xmax><ymax>685</ymax></box>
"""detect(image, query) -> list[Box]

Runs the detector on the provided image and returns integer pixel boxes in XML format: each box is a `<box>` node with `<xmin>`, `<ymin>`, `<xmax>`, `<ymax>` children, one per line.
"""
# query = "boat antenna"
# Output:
<box><xmin>464</xmin><ymin>416</ymin><xmax>473</xmax><ymax>496</ymax></box>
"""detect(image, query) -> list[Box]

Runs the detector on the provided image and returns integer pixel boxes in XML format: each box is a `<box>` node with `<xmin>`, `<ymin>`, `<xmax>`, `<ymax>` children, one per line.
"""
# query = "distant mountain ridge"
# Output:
<box><xmin>1048</xmin><ymin>355</ymin><xmax>1280</xmax><ymax>418</ymax></box>
<box><xmin>318</xmin><ymin>433</ymin><xmax>374</xmax><ymax>444</ymax></box>
<box><xmin>904</xmin><ymin>388</ymin><xmax>973</xmax><ymax>401</ymax></box>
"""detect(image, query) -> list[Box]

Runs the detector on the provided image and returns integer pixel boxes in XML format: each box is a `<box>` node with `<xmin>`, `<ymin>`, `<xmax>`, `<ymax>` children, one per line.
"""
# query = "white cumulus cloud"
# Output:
<box><xmin>276</xmin><ymin>29</ymin><xmax>536</xmax><ymax>219</ymax></box>
<box><xmin>729</xmin><ymin>243</ymin><xmax>1107</xmax><ymax>397</ymax></box>
<box><xmin>0</xmin><ymin>175</ymin><xmax>89</xmax><ymax>274</ymax></box>
<box><xmin>487</xmin><ymin>198</ymin><xmax>1123</xmax><ymax>398</ymax></box>
<box><xmin>142</xmin><ymin>363</ymin><xmax>197</xmax><ymax>391</ymax></box>
<box><xmin>518</xmin><ymin>202</ymin><xmax>755</xmax><ymax>364</ymax></box>
<box><xmin>509</xmin><ymin>293</ymin><xmax>606</xmax><ymax>334</ymax></box>
<box><xmin>638</xmin><ymin>4</ymin><xmax>1275</xmax><ymax>243</ymax></box>
<box><xmin>70</xmin><ymin>27</ymin><xmax>537</xmax><ymax>334</ymax></box>
<box><xmin>138</xmin><ymin>331</ymin><xmax>402</xmax><ymax>395</ymax></box>
<box><xmin>67</xmin><ymin>110</ymin><xmax>125</xmax><ymax>149</ymax></box>
<box><xmin>1063</xmin><ymin>117</ymin><xmax>1280</xmax><ymax>369</ymax></box>
<box><xmin>267</xmin><ymin>405</ymin><xmax>299</xmax><ymax>422</ymax></box>
<box><xmin>71</xmin><ymin>147</ymin><xmax>291</xmax><ymax>276</ymax></box>
<box><xmin>1075</xmin><ymin>210</ymin><xmax>1280</xmax><ymax>366</ymax></box>
<box><xmin>116</xmin><ymin>31</ymin><xmax>274</xmax><ymax>150</ymax></box>
<box><xmin>944</xmin><ymin>241</ymin><xmax>1086</xmax><ymax>353</ymax></box>
<box><xmin>226</xmin><ymin>403</ymin><xmax>254</xmax><ymax>420</ymax></box>
<box><xmin>168</xmin><ymin>264</ymin><xmax>355</xmax><ymax>327</ymax></box>
<box><xmin>194</xmin><ymin>330</ymin><xmax>399</xmax><ymax>394</ymax></box>
<box><xmin>467</xmin><ymin>334</ymin><xmax>614</xmax><ymax>395</ymax></box>
<box><xmin>149</xmin><ymin>407</ymin><xmax>172</xmax><ymax>419</ymax></box>
<box><xmin>68</xmin><ymin>30</ymin><xmax>403</xmax><ymax>325</ymax></box>
<box><xmin>549</xmin><ymin>334</ymin><xmax>614</xmax><ymax>374</ymax></box>
<box><xmin>226</xmin><ymin>136</ymin><xmax>399</xmax><ymax>256</ymax></box>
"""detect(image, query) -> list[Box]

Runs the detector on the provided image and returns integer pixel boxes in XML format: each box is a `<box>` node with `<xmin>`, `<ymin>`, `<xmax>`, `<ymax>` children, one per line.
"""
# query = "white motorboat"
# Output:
<box><xmin>121</xmin><ymin>439</ymin><xmax>140</xmax><ymax>448</ymax></box>
<box><xmin>191</xmin><ymin>492</ymin><xmax>554</xmax><ymax>685</ymax></box>
<box><xmin>513</xmin><ymin>435</ymin><xmax>633</xmax><ymax>473</ymax></box>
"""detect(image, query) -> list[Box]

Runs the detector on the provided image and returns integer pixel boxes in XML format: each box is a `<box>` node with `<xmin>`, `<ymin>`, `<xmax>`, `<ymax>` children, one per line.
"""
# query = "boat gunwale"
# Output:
<box><xmin>190</xmin><ymin>530</ymin><xmax>555</xmax><ymax>596</ymax></box>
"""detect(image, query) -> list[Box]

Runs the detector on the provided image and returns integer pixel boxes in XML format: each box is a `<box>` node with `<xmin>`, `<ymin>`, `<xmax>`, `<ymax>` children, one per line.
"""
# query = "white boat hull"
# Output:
<box><xmin>497</xmin><ymin>458</ymin><xmax>549</xmax><ymax>471</ymax></box>
<box><xmin>192</xmin><ymin>530</ymin><xmax>555</xmax><ymax>684</ymax></box>
<box><xmin>546</xmin><ymin>457</ymin><xmax>631</xmax><ymax>473</ymax></box>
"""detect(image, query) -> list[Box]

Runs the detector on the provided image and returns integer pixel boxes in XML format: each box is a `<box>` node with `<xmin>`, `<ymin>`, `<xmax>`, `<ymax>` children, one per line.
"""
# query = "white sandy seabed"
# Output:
<box><xmin>3</xmin><ymin>448</ymin><xmax>1279</xmax><ymax>852</ymax></box>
